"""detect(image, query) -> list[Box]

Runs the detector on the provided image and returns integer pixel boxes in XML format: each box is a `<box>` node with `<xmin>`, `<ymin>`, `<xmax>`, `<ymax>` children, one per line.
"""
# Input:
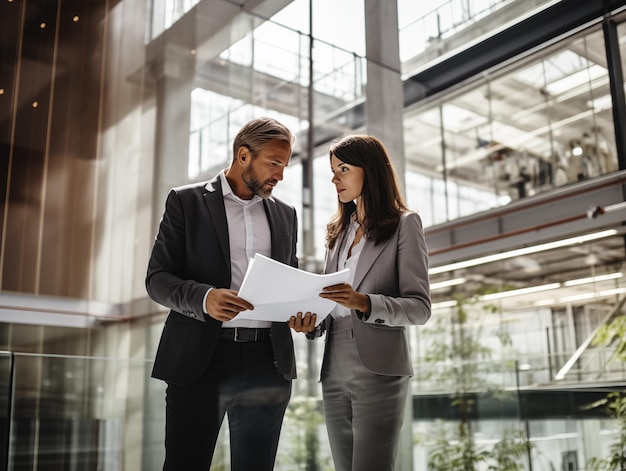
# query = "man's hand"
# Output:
<box><xmin>205</xmin><ymin>288</ymin><xmax>254</xmax><ymax>322</ymax></box>
<box><xmin>288</xmin><ymin>312</ymin><xmax>317</xmax><ymax>332</ymax></box>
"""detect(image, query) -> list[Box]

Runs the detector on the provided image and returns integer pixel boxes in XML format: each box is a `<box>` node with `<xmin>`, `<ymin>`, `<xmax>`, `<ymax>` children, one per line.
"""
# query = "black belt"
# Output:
<box><xmin>219</xmin><ymin>327</ymin><xmax>271</xmax><ymax>342</ymax></box>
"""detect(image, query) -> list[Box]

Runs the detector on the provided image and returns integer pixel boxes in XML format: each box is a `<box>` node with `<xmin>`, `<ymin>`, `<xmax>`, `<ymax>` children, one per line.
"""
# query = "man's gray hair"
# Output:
<box><xmin>232</xmin><ymin>117</ymin><xmax>296</xmax><ymax>161</ymax></box>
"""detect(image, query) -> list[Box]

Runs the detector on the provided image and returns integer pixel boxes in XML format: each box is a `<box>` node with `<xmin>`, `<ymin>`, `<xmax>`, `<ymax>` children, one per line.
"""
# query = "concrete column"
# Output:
<box><xmin>364</xmin><ymin>4</ymin><xmax>413</xmax><ymax>470</ymax></box>
<box><xmin>364</xmin><ymin>0</ymin><xmax>406</xmax><ymax>192</ymax></box>
<box><xmin>153</xmin><ymin>43</ymin><xmax>196</xmax><ymax>220</ymax></box>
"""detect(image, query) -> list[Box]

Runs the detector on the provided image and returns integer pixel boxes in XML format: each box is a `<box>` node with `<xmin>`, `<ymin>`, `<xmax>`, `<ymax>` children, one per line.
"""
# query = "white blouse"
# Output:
<box><xmin>330</xmin><ymin>216</ymin><xmax>365</xmax><ymax>320</ymax></box>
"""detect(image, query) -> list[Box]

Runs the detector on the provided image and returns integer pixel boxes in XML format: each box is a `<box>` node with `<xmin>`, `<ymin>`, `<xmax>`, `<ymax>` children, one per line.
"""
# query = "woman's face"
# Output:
<box><xmin>330</xmin><ymin>154</ymin><xmax>365</xmax><ymax>204</ymax></box>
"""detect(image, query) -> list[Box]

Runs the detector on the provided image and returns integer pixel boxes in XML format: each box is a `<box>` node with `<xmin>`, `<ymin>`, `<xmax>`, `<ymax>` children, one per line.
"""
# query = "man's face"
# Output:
<box><xmin>242</xmin><ymin>140</ymin><xmax>291</xmax><ymax>198</ymax></box>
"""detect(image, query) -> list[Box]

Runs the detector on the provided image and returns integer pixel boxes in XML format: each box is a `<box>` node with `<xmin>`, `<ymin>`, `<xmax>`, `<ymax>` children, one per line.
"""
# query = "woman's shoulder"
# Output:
<box><xmin>400</xmin><ymin>210</ymin><xmax>421</xmax><ymax>220</ymax></box>
<box><xmin>399</xmin><ymin>210</ymin><xmax>424</xmax><ymax>230</ymax></box>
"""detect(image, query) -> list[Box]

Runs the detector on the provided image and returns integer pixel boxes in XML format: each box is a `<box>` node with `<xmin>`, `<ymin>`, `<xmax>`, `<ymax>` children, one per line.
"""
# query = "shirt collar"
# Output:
<box><xmin>218</xmin><ymin>170</ymin><xmax>264</xmax><ymax>206</ymax></box>
<box><xmin>349</xmin><ymin>211</ymin><xmax>361</xmax><ymax>229</ymax></box>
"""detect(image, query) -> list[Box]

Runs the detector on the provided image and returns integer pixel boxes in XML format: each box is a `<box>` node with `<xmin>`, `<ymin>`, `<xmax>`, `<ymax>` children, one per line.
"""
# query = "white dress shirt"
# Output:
<box><xmin>206</xmin><ymin>170</ymin><xmax>272</xmax><ymax>328</ymax></box>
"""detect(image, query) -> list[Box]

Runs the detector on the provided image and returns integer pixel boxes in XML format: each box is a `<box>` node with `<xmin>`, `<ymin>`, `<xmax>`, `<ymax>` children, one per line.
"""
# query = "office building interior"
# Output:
<box><xmin>1</xmin><ymin>0</ymin><xmax>626</xmax><ymax>469</ymax></box>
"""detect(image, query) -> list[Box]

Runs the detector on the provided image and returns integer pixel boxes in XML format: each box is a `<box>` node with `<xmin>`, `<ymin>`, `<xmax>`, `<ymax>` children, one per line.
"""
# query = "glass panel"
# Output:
<box><xmin>313</xmin><ymin>41</ymin><xmax>366</xmax><ymax>123</ymax></box>
<box><xmin>490</xmin><ymin>32</ymin><xmax>617</xmax><ymax>195</ymax></box>
<box><xmin>149</xmin><ymin>0</ymin><xmax>202</xmax><ymax>40</ymax></box>
<box><xmin>403</xmin><ymin>25</ymin><xmax>619</xmax><ymax>224</ymax></box>
<box><xmin>312</xmin><ymin>152</ymin><xmax>339</xmax><ymax>262</ymax></box>
<box><xmin>7</xmin><ymin>354</ymin><xmax>157</xmax><ymax>470</ymax></box>
<box><xmin>509</xmin><ymin>36</ymin><xmax>618</xmax><ymax>186</ymax></box>
<box><xmin>0</xmin><ymin>352</ymin><xmax>11</xmax><ymax>471</ymax></box>
<box><xmin>411</xmin><ymin>314</ymin><xmax>626</xmax><ymax>468</ymax></box>
<box><xmin>187</xmin><ymin>13</ymin><xmax>309</xmax><ymax>181</ymax></box>
<box><xmin>399</xmin><ymin>0</ymin><xmax>557</xmax><ymax>67</ymax></box>
<box><xmin>403</xmin><ymin>98</ymin><xmax>511</xmax><ymax>225</ymax></box>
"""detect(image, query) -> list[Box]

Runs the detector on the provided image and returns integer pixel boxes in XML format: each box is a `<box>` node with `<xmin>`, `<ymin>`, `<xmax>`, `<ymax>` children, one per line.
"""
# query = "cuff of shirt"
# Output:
<box><xmin>202</xmin><ymin>287</ymin><xmax>213</xmax><ymax>314</ymax></box>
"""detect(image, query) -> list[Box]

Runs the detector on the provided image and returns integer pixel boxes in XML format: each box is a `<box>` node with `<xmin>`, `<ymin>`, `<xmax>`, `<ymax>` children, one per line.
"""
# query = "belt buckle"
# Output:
<box><xmin>233</xmin><ymin>327</ymin><xmax>255</xmax><ymax>342</ymax></box>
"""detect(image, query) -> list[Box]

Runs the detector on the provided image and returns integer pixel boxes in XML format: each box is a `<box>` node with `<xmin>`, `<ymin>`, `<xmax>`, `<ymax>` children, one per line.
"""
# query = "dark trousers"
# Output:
<box><xmin>162</xmin><ymin>337</ymin><xmax>292</xmax><ymax>471</ymax></box>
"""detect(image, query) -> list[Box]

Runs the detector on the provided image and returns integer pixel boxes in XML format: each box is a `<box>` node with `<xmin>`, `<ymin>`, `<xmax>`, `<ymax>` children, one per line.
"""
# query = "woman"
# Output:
<box><xmin>290</xmin><ymin>134</ymin><xmax>431</xmax><ymax>471</ymax></box>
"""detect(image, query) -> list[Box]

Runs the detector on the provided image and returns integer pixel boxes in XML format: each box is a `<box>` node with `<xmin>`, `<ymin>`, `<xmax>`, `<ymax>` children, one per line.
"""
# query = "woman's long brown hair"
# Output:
<box><xmin>326</xmin><ymin>135</ymin><xmax>408</xmax><ymax>249</ymax></box>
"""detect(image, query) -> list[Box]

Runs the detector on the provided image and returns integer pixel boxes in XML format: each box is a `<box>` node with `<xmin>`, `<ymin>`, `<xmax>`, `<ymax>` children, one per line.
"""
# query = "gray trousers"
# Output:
<box><xmin>321</xmin><ymin>317</ymin><xmax>409</xmax><ymax>471</ymax></box>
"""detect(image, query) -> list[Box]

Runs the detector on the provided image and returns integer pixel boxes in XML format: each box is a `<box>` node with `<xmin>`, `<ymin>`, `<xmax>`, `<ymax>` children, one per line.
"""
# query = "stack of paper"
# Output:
<box><xmin>236</xmin><ymin>254</ymin><xmax>350</xmax><ymax>325</ymax></box>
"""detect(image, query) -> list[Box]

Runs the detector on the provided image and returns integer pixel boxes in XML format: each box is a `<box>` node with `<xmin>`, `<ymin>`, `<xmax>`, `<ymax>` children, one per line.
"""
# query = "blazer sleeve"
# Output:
<box><xmin>364</xmin><ymin>211</ymin><xmax>431</xmax><ymax>327</ymax></box>
<box><xmin>145</xmin><ymin>188</ymin><xmax>214</xmax><ymax>322</ymax></box>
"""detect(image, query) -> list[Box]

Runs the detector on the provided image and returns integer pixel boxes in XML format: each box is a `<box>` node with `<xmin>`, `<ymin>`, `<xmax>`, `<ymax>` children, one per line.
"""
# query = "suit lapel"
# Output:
<box><xmin>327</xmin><ymin>228</ymin><xmax>392</xmax><ymax>287</ymax></box>
<box><xmin>353</xmin><ymin>236</ymin><xmax>393</xmax><ymax>290</ymax></box>
<box><xmin>263</xmin><ymin>198</ymin><xmax>291</xmax><ymax>264</ymax></box>
<box><xmin>264</xmin><ymin>199</ymin><xmax>279</xmax><ymax>258</ymax></box>
<box><xmin>203</xmin><ymin>176</ymin><xmax>230</xmax><ymax>265</ymax></box>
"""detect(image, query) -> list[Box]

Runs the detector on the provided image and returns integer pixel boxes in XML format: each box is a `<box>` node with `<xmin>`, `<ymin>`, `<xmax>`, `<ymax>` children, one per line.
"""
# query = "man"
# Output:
<box><xmin>147</xmin><ymin>117</ymin><xmax>313</xmax><ymax>470</ymax></box>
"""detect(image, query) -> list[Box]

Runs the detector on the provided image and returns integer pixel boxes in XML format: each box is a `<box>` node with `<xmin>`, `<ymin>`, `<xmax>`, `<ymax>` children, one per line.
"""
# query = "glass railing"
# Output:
<box><xmin>410</xmin><ymin>350</ymin><xmax>626</xmax><ymax>470</ymax></box>
<box><xmin>1</xmin><ymin>353</ymin><xmax>163</xmax><ymax>471</ymax></box>
<box><xmin>398</xmin><ymin>0</ymin><xmax>555</xmax><ymax>64</ymax></box>
<box><xmin>399</xmin><ymin>0</ymin><xmax>510</xmax><ymax>59</ymax></box>
<box><xmin>1</xmin><ymin>350</ymin><xmax>623</xmax><ymax>470</ymax></box>
<box><xmin>1</xmin><ymin>352</ymin><xmax>11</xmax><ymax>471</ymax></box>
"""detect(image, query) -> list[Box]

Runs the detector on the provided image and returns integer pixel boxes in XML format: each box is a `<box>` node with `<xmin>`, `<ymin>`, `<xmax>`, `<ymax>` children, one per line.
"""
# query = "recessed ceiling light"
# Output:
<box><xmin>429</xmin><ymin>229</ymin><xmax>618</xmax><ymax>275</ymax></box>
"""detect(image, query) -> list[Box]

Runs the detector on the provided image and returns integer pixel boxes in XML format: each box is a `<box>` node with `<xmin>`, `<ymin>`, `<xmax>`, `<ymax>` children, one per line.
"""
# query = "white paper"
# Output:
<box><xmin>236</xmin><ymin>254</ymin><xmax>349</xmax><ymax>325</ymax></box>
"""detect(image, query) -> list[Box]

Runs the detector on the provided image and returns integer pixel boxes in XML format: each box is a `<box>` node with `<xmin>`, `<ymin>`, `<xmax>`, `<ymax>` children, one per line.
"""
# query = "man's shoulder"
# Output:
<box><xmin>172</xmin><ymin>177</ymin><xmax>218</xmax><ymax>195</ymax></box>
<box><xmin>267</xmin><ymin>194</ymin><xmax>295</xmax><ymax>213</ymax></box>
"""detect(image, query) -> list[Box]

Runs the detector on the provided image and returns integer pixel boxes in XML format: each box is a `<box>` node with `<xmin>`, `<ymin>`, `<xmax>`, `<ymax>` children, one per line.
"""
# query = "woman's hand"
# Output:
<box><xmin>319</xmin><ymin>283</ymin><xmax>370</xmax><ymax>314</ymax></box>
<box><xmin>289</xmin><ymin>312</ymin><xmax>317</xmax><ymax>332</ymax></box>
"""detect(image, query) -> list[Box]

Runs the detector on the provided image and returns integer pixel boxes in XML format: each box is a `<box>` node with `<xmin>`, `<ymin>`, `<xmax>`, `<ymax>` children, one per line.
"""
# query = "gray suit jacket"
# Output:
<box><xmin>321</xmin><ymin>211</ymin><xmax>431</xmax><ymax>376</ymax></box>
<box><xmin>147</xmin><ymin>175</ymin><xmax>298</xmax><ymax>384</ymax></box>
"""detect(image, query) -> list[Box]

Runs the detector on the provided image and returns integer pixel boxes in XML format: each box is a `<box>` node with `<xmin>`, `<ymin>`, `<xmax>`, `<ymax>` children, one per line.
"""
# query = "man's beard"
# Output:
<box><xmin>242</xmin><ymin>167</ymin><xmax>276</xmax><ymax>199</ymax></box>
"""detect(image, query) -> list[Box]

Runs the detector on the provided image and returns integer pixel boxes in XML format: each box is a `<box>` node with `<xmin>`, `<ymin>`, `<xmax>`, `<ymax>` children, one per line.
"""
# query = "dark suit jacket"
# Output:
<box><xmin>147</xmin><ymin>175</ymin><xmax>298</xmax><ymax>385</ymax></box>
<box><xmin>321</xmin><ymin>211</ymin><xmax>431</xmax><ymax>376</ymax></box>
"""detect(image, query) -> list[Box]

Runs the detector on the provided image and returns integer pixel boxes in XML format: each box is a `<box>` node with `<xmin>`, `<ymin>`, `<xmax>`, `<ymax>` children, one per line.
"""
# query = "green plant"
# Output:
<box><xmin>425</xmin><ymin>423</ymin><xmax>531</xmax><ymax>471</ymax></box>
<box><xmin>593</xmin><ymin>314</ymin><xmax>626</xmax><ymax>363</ymax></box>
<box><xmin>487</xmin><ymin>429</ymin><xmax>534</xmax><ymax>471</ymax></box>
<box><xmin>427</xmin><ymin>422</ymin><xmax>489</xmax><ymax>471</ymax></box>
<box><xmin>277</xmin><ymin>396</ymin><xmax>331</xmax><ymax>471</ymax></box>
<box><xmin>584</xmin><ymin>313</ymin><xmax>626</xmax><ymax>471</ymax></box>
<box><xmin>585</xmin><ymin>392</ymin><xmax>626</xmax><ymax>471</ymax></box>
<box><xmin>418</xmin><ymin>291</ymin><xmax>530</xmax><ymax>470</ymax></box>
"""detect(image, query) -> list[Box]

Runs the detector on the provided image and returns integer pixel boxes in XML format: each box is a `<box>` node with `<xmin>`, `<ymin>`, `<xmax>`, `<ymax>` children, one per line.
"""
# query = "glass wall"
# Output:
<box><xmin>402</xmin><ymin>25</ymin><xmax>620</xmax><ymax>227</ymax></box>
<box><xmin>395</xmin><ymin>4</ymin><xmax>626</xmax><ymax>469</ymax></box>
<box><xmin>2</xmin><ymin>354</ymin><xmax>160</xmax><ymax>470</ymax></box>
<box><xmin>0</xmin><ymin>353</ymin><xmax>10</xmax><ymax>471</ymax></box>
